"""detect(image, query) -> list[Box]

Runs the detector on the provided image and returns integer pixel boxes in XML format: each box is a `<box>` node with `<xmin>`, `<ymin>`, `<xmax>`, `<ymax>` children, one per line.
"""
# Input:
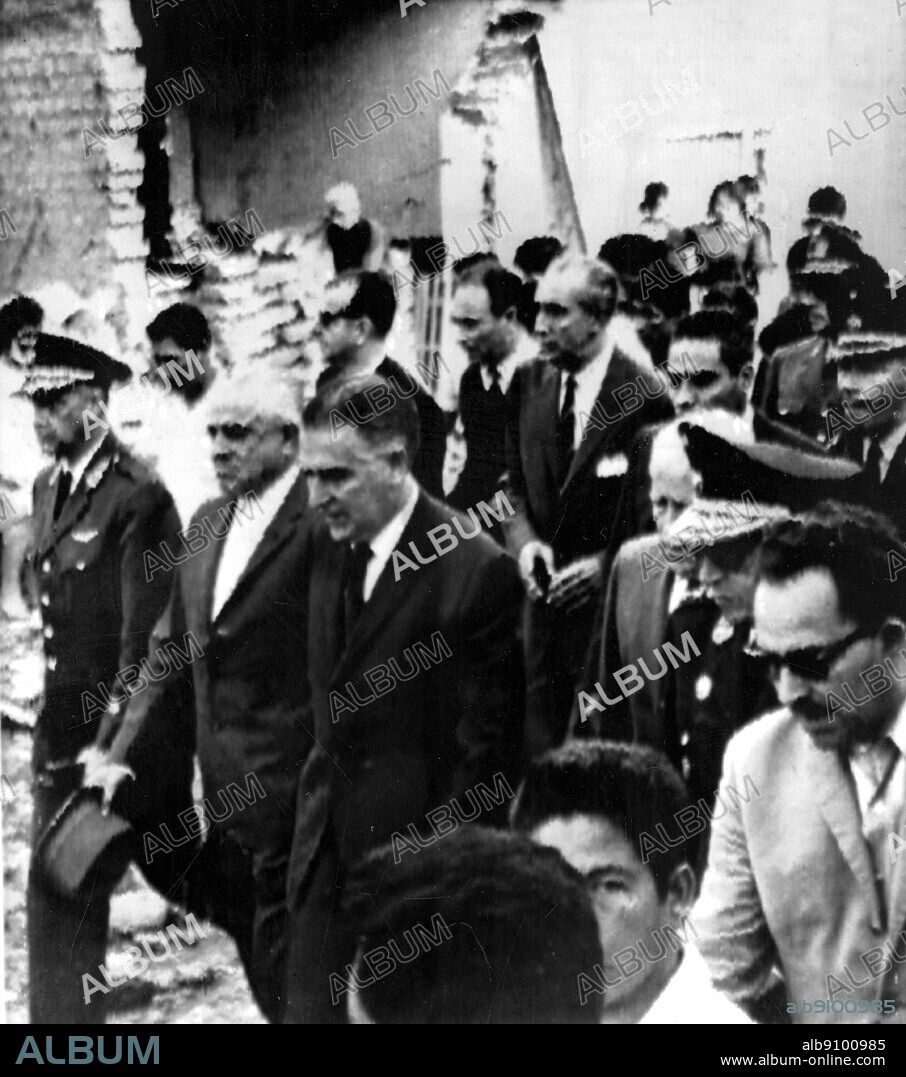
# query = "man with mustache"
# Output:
<box><xmin>694</xmin><ymin>502</ymin><xmax>906</xmax><ymax>1023</ymax></box>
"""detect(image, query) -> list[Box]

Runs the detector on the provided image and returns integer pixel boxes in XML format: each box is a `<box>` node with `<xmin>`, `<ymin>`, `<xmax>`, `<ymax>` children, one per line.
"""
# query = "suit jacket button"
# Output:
<box><xmin>76</xmin><ymin>560</ymin><xmax>86</xmax><ymax>570</ymax></box>
<box><xmin>40</xmin><ymin>594</ymin><xmax>50</xmax><ymax>607</ymax></box>
<box><xmin>47</xmin><ymin>656</ymin><xmax>57</xmax><ymax>671</ymax></box>
<box><xmin>43</xmin><ymin>624</ymin><xmax>54</xmax><ymax>639</ymax></box>
<box><xmin>42</xmin><ymin>559</ymin><xmax>51</xmax><ymax>572</ymax></box>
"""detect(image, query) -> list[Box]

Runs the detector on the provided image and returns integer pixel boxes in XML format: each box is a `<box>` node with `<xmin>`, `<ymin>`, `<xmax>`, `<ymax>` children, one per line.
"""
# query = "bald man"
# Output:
<box><xmin>571</xmin><ymin>421</ymin><xmax>701</xmax><ymax>747</ymax></box>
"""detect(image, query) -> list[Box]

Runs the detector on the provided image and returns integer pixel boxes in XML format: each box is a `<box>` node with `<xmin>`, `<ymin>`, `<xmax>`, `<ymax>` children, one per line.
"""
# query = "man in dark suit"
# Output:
<box><xmin>21</xmin><ymin>334</ymin><xmax>181</xmax><ymax>1024</ymax></box>
<box><xmin>448</xmin><ymin>260</ymin><xmax>535</xmax><ymax>536</ymax></box>
<box><xmin>832</xmin><ymin>330</ymin><xmax>906</xmax><ymax>536</ymax></box>
<box><xmin>284</xmin><ymin>374</ymin><xmax>524</xmax><ymax>1023</ymax></box>
<box><xmin>102</xmin><ymin>368</ymin><xmax>313</xmax><ymax>1023</ymax></box>
<box><xmin>312</xmin><ymin>269</ymin><xmax>446</xmax><ymax>499</ymax></box>
<box><xmin>503</xmin><ymin>255</ymin><xmax>672</xmax><ymax>755</ymax></box>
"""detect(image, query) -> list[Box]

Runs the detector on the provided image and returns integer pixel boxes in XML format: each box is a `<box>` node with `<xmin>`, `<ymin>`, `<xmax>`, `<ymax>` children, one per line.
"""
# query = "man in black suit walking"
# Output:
<box><xmin>448</xmin><ymin>260</ymin><xmax>534</xmax><ymax>536</ymax></box>
<box><xmin>21</xmin><ymin>334</ymin><xmax>181</xmax><ymax>1024</ymax></box>
<box><xmin>284</xmin><ymin>374</ymin><xmax>524</xmax><ymax>1023</ymax></box>
<box><xmin>832</xmin><ymin>329</ymin><xmax>906</xmax><ymax>536</ymax></box>
<box><xmin>503</xmin><ymin>255</ymin><xmax>673</xmax><ymax>756</ymax></box>
<box><xmin>312</xmin><ymin>269</ymin><xmax>446</xmax><ymax>499</ymax></box>
<box><xmin>103</xmin><ymin>368</ymin><xmax>313</xmax><ymax>1023</ymax></box>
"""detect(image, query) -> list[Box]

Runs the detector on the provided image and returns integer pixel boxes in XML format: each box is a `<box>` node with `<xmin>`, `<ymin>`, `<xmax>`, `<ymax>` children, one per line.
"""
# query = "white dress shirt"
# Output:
<box><xmin>563</xmin><ymin>331</ymin><xmax>616</xmax><ymax>450</ymax></box>
<box><xmin>639</xmin><ymin>943</ymin><xmax>753</xmax><ymax>1024</ymax></box>
<box><xmin>211</xmin><ymin>464</ymin><xmax>301</xmax><ymax>617</ymax></box>
<box><xmin>478</xmin><ymin>333</ymin><xmax>535</xmax><ymax>394</ymax></box>
<box><xmin>848</xmin><ymin>695</ymin><xmax>906</xmax><ymax>905</ymax></box>
<box><xmin>362</xmin><ymin>479</ymin><xmax>420</xmax><ymax>602</ymax></box>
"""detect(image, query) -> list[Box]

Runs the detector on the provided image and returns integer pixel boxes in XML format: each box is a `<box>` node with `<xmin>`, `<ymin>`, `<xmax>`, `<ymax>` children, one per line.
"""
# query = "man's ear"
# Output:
<box><xmin>738</xmin><ymin>362</ymin><xmax>754</xmax><ymax>392</ymax></box>
<box><xmin>666</xmin><ymin>862</ymin><xmax>697</xmax><ymax>920</ymax></box>
<box><xmin>881</xmin><ymin>618</ymin><xmax>906</xmax><ymax>651</ymax></box>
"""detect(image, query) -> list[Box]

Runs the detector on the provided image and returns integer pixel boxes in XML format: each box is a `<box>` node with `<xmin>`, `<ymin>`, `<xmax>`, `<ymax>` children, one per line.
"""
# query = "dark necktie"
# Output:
<box><xmin>556</xmin><ymin>373</ymin><xmax>577</xmax><ymax>482</ymax></box>
<box><xmin>341</xmin><ymin>542</ymin><xmax>373</xmax><ymax>646</ymax></box>
<box><xmin>863</xmin><ymin>439</ymin><xmax>883</xmax><ymax>492</ymax></box>
<box><xmin>486</xmin><ymin>366</ymin><xmax>504</xmax><ymax>403</ymax></box>
<box><xmin>52</xmin><ymin>468</ymin><xmax>72</xmax><ymax>522</ymax></box>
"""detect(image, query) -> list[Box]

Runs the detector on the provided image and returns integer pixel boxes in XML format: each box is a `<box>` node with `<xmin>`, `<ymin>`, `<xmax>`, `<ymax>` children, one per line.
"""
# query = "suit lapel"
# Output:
<box><xmin>332</xmin><ymin>493</ymin><xmax>435</xmax><ymax>681</ymax></box>
<box><xmin>881</xmin><ymin>431</ymin><xmax>906</xmax><ymax>494</ymax></box>
<box><xmin>213</xmin><ymin>471</ymin><xmax>308</xmax><ymax>623</ymax></box>
<box><xmin>529</xmin><ymin>364</ymin><xmax>561</xmax><ymax>487</ymax></box>
<box><xmin>38</xmin><ymin>437</ymin><xmax>117</xmax><ymax>555</ymax></box>
<box><xmin>811</xmin><ymin>741</ymin><xmax>885</xmax><ymax>930</ymax></box>
<box><xmin>181</xmin><ymin>496</ymin><xmax>233</xmax><ymax>636</ymax></box>
<box><xmin>562</xmin><ymin>349</ymin><xmax>637</xmax><ymax>493</ymax></box>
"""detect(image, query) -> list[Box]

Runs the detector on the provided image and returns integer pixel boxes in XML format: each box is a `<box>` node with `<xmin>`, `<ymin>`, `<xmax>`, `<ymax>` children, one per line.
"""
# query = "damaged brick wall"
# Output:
<box><xmin>0</xmin><ymin>0</ymin><xmax>149</xmax><ymax>360</ymax></box>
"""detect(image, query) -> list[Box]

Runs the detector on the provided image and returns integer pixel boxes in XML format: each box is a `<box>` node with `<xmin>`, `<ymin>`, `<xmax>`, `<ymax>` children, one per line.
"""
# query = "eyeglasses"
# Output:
<box><xmin>207</xmin><ymin>422</ymin><xmax>255</xmax><ymax>441</ymax></box>
<box><xmin>319</xmin><ymin>309</ymin><xmax>352</xmax><ymax>329</ymax></box>
<box><xmin>745</xmin><ymin>625</ymin><xmax>876</xmax><ymax>682</ymax></box>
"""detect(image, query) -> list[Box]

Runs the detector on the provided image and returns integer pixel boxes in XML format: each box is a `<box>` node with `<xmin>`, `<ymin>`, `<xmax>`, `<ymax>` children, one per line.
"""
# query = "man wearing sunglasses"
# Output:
<box><xmin>312</xmin><ymin>269</ymin><xmax>446</xmax><ymax>499</ymax></box>
<box><xmin>695</xmin><ymin>502</ymin><xmax>906</xmax><ymax>1023</ymax></box>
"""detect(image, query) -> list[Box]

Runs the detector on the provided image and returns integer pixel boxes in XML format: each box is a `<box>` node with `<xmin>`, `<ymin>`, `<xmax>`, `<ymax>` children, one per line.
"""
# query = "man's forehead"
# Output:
<box><xmin>452</xmin><ymin>283</ymin><xmax>492</xmax><ymax>317</ymax></box>
<box><xmin>536</xmin><ymin>267</ymin><xmax>587</xmax><ymax>306</ymax></box>
<box><xmin>324</xmin><ymin>278</ymin><xmax>359</xmax><ymax>315</ymax></box>
<box><xmin>303</xmin><ymin>425</ymin><xmax>371</xmax><ymax>463</ymax></box>
<box><xmin>532</xmin><ymin>813</ymin><xmax>638</xmax><ymax>873</ymax></box>
<box><xmin>753</xmin><ymin>567</ymin><xmax>850</xmax><ymax>649</ymax></box>
<box><xmin>668</xmin><ymin>337</ymin><xmax>723</xmax><ymax>369</ymax></box>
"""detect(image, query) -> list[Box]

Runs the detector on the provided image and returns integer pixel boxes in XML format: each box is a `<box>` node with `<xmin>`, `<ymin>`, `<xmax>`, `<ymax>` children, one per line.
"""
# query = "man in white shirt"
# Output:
<box><xmin>104</xmin><ymin>367</ymin><xmax>313</xmax><ymax>1023</ymax></box>
<box><xmin>512</xmin><ymin>739</ymin><xmax>751</xmax><ymax>1023</ymax></box>
<box><xmin>503</xmin><ymin>255</ymin><xmax>672</xmax><ymax>755</ymax></box>
<box><xmin>448</xmin><ymin>259</ymin><xmax>534</xmax><ymax>533</ymax></box>
<box><xmin>284</xmin><ymin>372</ymin><xmax>523</xmax><ymax>1022</ymax></box>
<box><xmin>833</xmin><ymin>329</ymin><xmax>906</xmax><ymax>537</ymax></box>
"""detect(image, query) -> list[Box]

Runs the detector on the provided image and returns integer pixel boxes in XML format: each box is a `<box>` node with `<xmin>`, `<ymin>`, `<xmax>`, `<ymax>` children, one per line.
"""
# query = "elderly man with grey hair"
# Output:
<box><xmin>503</xmin><ymin>254</ymin><xmax>674</xmax><ymax>757</ymax></box>
<box><xmin>98</xmin><ymin>366</ymin><xmax>315</xmax><ymax>1023</ymax></box>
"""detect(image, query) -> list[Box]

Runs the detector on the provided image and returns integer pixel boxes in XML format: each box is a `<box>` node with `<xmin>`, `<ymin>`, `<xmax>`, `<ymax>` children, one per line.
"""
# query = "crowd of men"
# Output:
<box><xmin>2</xmin><ymin>174</ymin><xmax>906</xmax><ymax>1025</ymax></box>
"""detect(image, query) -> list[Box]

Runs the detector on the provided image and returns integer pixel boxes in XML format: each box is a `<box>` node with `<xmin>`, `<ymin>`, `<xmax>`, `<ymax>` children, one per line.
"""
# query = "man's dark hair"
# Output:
<box><xmin>302</xmin><ymin>373</ymin><xmax>420</xmax><ymax>463</ymax></box>
<box><xmin>342</xmin><ymin>828</ymin><xmax>603</xmax><ymax>1024</ymax></box>
<box><xmin>514</xmin><ymin>236</ymin><xmax>564</xmax><ymax>278</ymax></box>
<box><xmin>146</xmin><ymin>303</ymin><xmax>211</xmax><ymax>354</ymax></box>
<box><xmin>452</xmin><ymin>251</ymin><xmax>499</xmax><ymax>277</ymax></box>
<box><xmin>325</xmin><ymin>270</ymin><xmax>397</xmax><ymax>338</ymax></box>
<box><xmin>454</xmin><ymin>260</ymin><xmax>525</xmax><ymax>318</ymax></box>
<box><xmin>758</xmin><ymin>501</ymin><xmax>906</xmax><ymax>628</ymax></box>
<box><xmin>790</xmin><ymin>269</ymin><xmax>858</xmax><ymax>336</ymax></box>
<box><xmin>702</xmin><ymin>286</ymin><xmax>758</xmax><ymax>327</ymax></box>
<box><xmin>511</xmin><ymin>740</ymin><xmax>693</xmax><ymax>899</ymax></box>
<box><xmin>736</xmin><ymin>175</ymin><xmax>760</xmax><ymax>198</ymax></box>
<box><xmin>639</xmin><ymin>181</ymin><xmax>669</xmax><ymax>214</ymax></box>
<box><xmin>672</xmin><ymin>309</ymin><xmax>752</xmax><ymax>376</ymax></box>
<box><xmin>807</xmin><ymin>186</ymin><xmax>847</xmax><ymax>220</ymax></box>
<box><xmin>0</xmin><ymin>295</ymin><xmax>44</xmax><ymax>354</ymax></box>
<box><xmin>708</xmin><ymin>180</ymin><xmax>744</xmax><ymax>219</ymax></box>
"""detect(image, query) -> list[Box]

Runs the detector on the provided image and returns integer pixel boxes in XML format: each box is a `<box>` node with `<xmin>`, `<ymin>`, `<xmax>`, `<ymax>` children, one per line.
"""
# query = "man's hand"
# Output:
<box><xmin>78</xmin><ymin>745</ymin><xmax>134</xmax><ymax>812</ymax></box>
<box><xmin>518</xmin><ymin>541</ymin><xmax>556</xmax><ymax>601</ymax></box>
<box><xmin>547</xmin><ymin>555</ymin><xmax>603</xmax><ymax>613</ymax></box>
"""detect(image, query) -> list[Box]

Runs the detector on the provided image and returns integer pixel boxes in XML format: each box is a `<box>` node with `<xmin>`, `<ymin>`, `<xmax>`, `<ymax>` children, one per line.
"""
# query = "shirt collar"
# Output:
<box><xmin>253</xmin><ymin>462</ymin><xmax>302</xmax><ymax>518</ymax></box>
<box><xmin>479</xmin><ymin>333</ymin><xmax>535</xmax><ymax>394</ymax></box>
<box><xmin>873</xmin><ymin>416</ymin><xmax>906</xmax><ymax>468</ymax></box>
<box><xmin>55</xmin><ymin>431</ymin><xmax>109</xmax><ymax>492</ymax></box>
<box><xmin>366</xmin><ymin>478</ymin><xmax>419</xmax><ymax>565</ymax></box>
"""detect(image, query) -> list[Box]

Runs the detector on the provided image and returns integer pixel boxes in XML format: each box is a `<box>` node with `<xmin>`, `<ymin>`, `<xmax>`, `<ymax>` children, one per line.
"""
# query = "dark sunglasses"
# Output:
<box><xmin>683</xmin><ymin>370</ymin><xmax>721</xmax><ymax>390</ymax></box>
<box><xmin>319</xmin><ymin>309</ymin><xmax>352</xmax><ymax>328</ymax></box>
<box><xmin>745</xmin><ymin>625</ymin><xmax>876</xmax><ymax>682</ymax></box>
<box><xmin>207</xmin><ymin>422</ymin><xmax>254</xmax><ymax>441</ymax></box>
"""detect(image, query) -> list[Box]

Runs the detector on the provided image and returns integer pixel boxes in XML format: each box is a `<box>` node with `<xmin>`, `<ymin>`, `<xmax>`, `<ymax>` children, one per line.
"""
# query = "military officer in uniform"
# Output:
<box><xmin>22</xmin><ymin>334</ymin><xmax>181</xmax><ymax>1023</ymax></box>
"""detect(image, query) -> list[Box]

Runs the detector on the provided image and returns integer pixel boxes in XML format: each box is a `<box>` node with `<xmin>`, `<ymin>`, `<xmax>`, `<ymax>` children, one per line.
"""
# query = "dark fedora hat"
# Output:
<box><xmin>36</xmin><ymin>787</ymin><xmax>133</xmax><ymax>899</ymax></box>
